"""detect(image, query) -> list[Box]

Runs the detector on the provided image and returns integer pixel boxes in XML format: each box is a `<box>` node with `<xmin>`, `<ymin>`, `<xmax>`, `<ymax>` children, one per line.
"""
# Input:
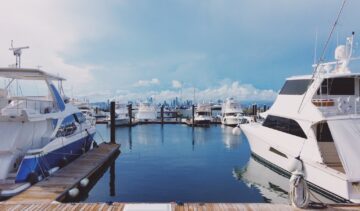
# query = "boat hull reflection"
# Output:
<box><xmin>233</xmin><ymin>155</ymin><xmax>340</xmax><ymax>204</ymax></box>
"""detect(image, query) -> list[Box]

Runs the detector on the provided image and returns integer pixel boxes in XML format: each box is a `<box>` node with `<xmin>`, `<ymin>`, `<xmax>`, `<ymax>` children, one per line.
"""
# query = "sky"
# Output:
<box><xmin>1</xmin><ymin>0</ymin><xmax>360</xmax><ymax>102</ymax></box>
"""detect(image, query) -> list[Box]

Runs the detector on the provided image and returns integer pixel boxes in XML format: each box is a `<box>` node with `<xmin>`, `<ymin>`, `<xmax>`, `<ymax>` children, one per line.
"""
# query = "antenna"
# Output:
<box><xmin>9</xmin><ymin>40</ymin><xmax>30</xmax><ymax>68</ymax></box>
<box><xmin>298</xmin><ymin>0</ymin><xmax>347</xmax><ymax>113</ymax></box>
<box><xmin>313</xmin><ymin>29</ymin><xmax>318</xmax><ymax>64</ymax></box>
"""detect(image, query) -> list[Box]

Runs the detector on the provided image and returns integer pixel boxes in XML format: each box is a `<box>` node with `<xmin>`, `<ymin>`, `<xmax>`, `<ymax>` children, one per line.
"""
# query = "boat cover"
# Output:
<box><xmin>328</xmin><ymin>119</ymin><xmax>360</xmax><ymax>181</ymax></box>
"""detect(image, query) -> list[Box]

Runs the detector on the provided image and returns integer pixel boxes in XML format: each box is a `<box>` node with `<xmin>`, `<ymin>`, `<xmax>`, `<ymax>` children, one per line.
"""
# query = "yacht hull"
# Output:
<box><xmin>221</xmin><ymin>117</ymin><xmax>238</xmax><ymax>126</ymax></box>
<box><xmin>241</xmin><ymin>123</ymin><xmax>356</xmax><ymax>203</ymax></box>
<box><xmin>15</xmin><ymin>131</ymin><xmax>95</xmax><ymax>183</ymax></box>
<box><xmin>194</xmin><ymin>120</ymin><xmax>211</xmax><ymax>126</ymax></box>
<box><xmin>108</xmin><ymin>118</ymin><xmax>130</xmax><ymax>126</ymax></box>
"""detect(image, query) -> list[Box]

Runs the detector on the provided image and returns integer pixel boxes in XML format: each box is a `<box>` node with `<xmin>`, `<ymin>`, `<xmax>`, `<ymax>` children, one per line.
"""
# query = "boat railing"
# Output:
<box><xmin>1</xmin><ymin>97</ymin><xmax>56</xmax><ymax>116</ymax></box>
<box><xmin>312</xmin><ymin>95</ymin><xmax>360</xmax><ymax>116</ymax></box>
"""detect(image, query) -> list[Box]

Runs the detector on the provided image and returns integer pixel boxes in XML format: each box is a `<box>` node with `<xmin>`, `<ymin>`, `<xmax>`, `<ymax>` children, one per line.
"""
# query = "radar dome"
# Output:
<box><xmin>335</xmin><ymin>45</ymin><xmax>347</xmax><ymax>60</ymax></box>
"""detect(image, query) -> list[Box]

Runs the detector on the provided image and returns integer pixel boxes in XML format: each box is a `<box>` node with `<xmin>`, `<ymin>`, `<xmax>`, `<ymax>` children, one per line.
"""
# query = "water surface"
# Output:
<box><xmin>84</xmin><ymin>124</ymin><xmax>281</xmax><ymax>203</ymax></box>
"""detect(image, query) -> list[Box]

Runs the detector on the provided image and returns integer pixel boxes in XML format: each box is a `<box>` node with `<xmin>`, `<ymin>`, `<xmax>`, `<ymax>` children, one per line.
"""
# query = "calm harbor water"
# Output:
<box><xmin>83</xmin><ymin>124</ymin><xmax>283</xmax><ymax>203</ymax></box>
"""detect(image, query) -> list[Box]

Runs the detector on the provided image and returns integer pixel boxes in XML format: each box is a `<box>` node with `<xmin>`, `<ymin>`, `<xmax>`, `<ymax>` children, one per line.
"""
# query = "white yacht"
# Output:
<box><xmin>221</xmin><ymin>98</ymin><xmax>244</xmax><ymax>126</ymax></box>
<box><xmin>107</xmin><ymin>103</ymin><xmax>130</xmax><ymax>126</ymax></box>
<box><xmin>0</xmin><ymin>68</ymin><xmax>96</xmax><ymax>197</ymax></box>
<box><xmin>241</xmin><ymin>34</ymin><xmax>360</xmax><ymax>203</ymax></box>
<box><xmin>71</xmin><ymin>99</ymin><xmax>96</xmax><ymax>125</ymax></box>
<box><xmin>135</xmin><ymin>102</ymin><xmax>157</xmax><ymax>122</ymax></box>
<box><xmin>194</xmin><ymin>103</ymin><xmax>212</xmax><ymax>126</ymax></box>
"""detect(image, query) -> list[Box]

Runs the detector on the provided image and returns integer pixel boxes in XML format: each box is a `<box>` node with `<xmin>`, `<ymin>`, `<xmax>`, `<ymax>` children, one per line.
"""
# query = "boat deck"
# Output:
<box><xmin>6</xmin><ymin>142</ymin><xmax>120</xmax><ymax>203</ymax></box>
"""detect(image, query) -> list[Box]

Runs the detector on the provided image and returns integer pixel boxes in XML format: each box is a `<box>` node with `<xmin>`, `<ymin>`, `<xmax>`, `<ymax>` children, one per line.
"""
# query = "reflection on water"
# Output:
<box><xmin>221</xmin><ymin>126</ymin><xmax>242</xmax><ymax>149</ymax></box>
<box><xmin>84</xmin><ymin>124</ymin><xmax>262</xmax><ymax>202</ymax></box>
<box><xmin>233</xmin><ymin>156</ymin><xmax>338</xmax><ymax>204</ymax></box>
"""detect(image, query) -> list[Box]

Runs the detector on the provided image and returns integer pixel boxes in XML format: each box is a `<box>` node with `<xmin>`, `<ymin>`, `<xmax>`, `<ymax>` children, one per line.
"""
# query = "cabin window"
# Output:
<box><xmin>263</xmin><ymin>115</ymin><xmax>307</xmax><ymax>138</ymax></box>
<box><xmin>197</xmin><ymin>112</ymin><xmax>210</xmax><ymax>116</ymax></box>
<box><xmin>74</xmin><ymin>112</ymin><xmax>86</xmax><ymax>124</ymax></box>
<box><xmin>317</xmin><ymin>78</ymin><xmax>355</xmax><ymax>95</ymax></box>
<box><xmin>279</xmin><ymin>79</ymin><xmax>313</xmax><ymax>95</ymax></box>
<box><xmin>56</xmin><ymin>115</ymin><xmax>77</xmax><ymax>137</ymax></box>
<box><xmin>316</xmin><ymin>122</ymin><xmax>334</xmax><ymax>142</ymax></box>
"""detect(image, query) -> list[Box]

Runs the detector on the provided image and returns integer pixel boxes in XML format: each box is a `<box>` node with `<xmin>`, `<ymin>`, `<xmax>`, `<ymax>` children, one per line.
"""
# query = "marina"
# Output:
<box><xmin>2</xmin><ymin>0</ymin><xmax>360</xmax><ymax>210</ymax></box>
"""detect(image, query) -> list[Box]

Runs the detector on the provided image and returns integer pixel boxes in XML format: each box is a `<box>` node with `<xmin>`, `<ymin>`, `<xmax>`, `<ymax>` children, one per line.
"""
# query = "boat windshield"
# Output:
<box><xmin>0</xmin><ymin>78</ymin><xmax>55</xmax><ymax>115</ymax></box>
<box><xmin>312</xmin><ymin>76</ymin><xmax>360</xmax><ymax>116</ymax></box>
<box><xmin>279</xmin><ymin>79</ymin><xmax>313</xmax><ymax>95</ymax></box>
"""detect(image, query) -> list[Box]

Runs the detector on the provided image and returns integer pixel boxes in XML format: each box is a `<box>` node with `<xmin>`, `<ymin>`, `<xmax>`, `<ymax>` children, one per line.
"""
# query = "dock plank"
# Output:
<box><xmin>6</xmin><ymin>143</ymin><xmax>119</xmax><ymax>204</ymax></box>
<box><xmin>0</xmin><ymin>202</ymin><xmax>360</xmax><ymax>211</ymax></box>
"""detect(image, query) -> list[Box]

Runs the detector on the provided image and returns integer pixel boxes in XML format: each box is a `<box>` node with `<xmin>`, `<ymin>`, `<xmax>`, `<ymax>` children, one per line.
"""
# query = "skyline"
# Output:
<box><xmin>1</xmin><ymin>0</ymin><xmax>360</xmax><ymax>102</ymax></box>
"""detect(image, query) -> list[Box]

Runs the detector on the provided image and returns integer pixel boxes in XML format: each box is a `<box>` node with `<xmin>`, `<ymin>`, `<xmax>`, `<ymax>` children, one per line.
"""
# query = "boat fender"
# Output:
<box><xmin>59</xmin><ymin>157</ymin><xmax>68</xmax><ymax>168</ymax></box>
<box><xmin>80</xmin><ymin>178</ymin><xmax>89</xmax><ymax>188</ymax></box>
<box><xmin>287</xmin><ymin>157</ymin><xmax>302</xmax><ymax>172</ymax></box>
<box><xmin>289</xmin><ymin>169</ymin><xmax>309</xmax><ymax>208</ymax></box>
<box><xmin>68</xmin><ymin>187</ymin><xmax>79</xmax><ymax>198</ymax></box>
<box><xmin>27</xmin><ymin>172</ymin><xmax>39</xmax><ymax>185</ymax></box>
<box><xmin>232</xmin><ymin>126</ymin><xmax>241</xmax><ymax>135</ymax></box>
<box><xmin>93</xmin><ymin>140</ymin><xmax>99</xmax><ymax>148</ymax></box>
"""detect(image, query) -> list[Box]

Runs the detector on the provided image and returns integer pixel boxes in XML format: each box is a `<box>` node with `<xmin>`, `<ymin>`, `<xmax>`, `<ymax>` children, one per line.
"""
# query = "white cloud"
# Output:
<box><xmin>172</xmin><ymin>80</ymin><xmax>182</xmax><ymax>89</ymax></box>
<box><xmin>0</xmin><ymin>0</ymin><xmax>113</xmax><ymax>92</ymax></box>
<box><xmin>80</xmin><ymin>81</ymin><xmax>277</xmax><ymax>102</ymax></box>
<box><xmin>133</xmin><ymin>78</ymin><xmax>160</xmax><ymax>87</ymax></box>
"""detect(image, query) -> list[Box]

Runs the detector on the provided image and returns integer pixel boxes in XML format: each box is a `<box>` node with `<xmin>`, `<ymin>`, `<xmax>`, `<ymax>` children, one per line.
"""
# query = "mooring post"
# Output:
<box><xmin>110</xmin><ymin>101</ymin><xmax>116</xmax><ymax>144</ymax></box>
<box><xmin>128</xmin><ymin>104</ymin><xmax>132</xmax><ymax>126</ymax></box>
<box><xmin>192</xmin><ymin>104</ymin><xmax>195</xmax><ymax>127</ymax></box>
<box><xmin>110</xmin><ymin>161</ymin><xmax>115</xmax><ymax>196</ymax></box>
<box><xmin>161</xmin><ymin>105</ymin><xmax>164</xmax><ymax>125</ymax></box>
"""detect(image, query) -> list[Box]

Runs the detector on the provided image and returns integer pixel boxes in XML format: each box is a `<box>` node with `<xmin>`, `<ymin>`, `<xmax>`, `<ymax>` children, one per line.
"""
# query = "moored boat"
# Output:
<box><xmin>241</xmin><ymin>33</ymin><xmax>360</xmax><ymax>203</ymax></box>
<box><xmin>0</xmin><ymin>68</ymin><xmax>96</xmax><ymax>197</ymax></box>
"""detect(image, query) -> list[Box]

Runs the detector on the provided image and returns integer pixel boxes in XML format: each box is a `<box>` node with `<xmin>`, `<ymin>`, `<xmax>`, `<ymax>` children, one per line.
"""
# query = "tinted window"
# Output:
<box><xmin>279</xmin><ymin>79</ymin><xmax>313</xmax><ymax>95</ymax></box>
<box><xmin>317</xmin><ymin>78</ymin><xmax>354</xmax><ymax>95</ymax></box>
<box><xmin>316</xmin><ymin>122</ymin><xmax>334</xmax><ymax>142</ymax></box>
<box><xmin>56</xmin><ymin>115</ymin><xmax>77</xmax><ymax>137</ymax></box>
<box><xmin>263</xmin><ymin>115</ymin><xmax>307</xmax><ymax>138</ymax></box>
<box><xmin>74</xmin><ymin>112</ymin><xmax>86</xmax><ymax>124</ymax></box>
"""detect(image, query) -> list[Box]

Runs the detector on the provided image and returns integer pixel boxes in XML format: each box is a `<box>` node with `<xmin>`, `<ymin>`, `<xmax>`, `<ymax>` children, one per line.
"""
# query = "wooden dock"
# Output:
<box><xmin>6</xmin><ymin>142</ymin><xmax>120</xmax><ymax>204</ymax></box>
<box><xmin>1</xmin><ymin>202</ymin><xmax>359</xmax><ymax>211</ymax></box>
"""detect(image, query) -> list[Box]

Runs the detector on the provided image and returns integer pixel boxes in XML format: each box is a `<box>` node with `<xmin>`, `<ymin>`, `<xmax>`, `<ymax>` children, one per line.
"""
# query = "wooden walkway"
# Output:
<box><xmin>0</xmin><ymin>202</ymin><xmax>359</xmax><ymax>211</ymax></box>
<box><xmin>7</xmin><ymin>142</ymin><xmax>120</xmax><ymax>204</ymax></box>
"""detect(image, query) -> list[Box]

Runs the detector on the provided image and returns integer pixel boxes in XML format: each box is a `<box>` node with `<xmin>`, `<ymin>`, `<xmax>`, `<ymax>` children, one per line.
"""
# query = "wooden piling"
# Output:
<box><xmin>161</xmin><ymin>105</ymin><xmax>164</xmax><ymax>125</ymax></box>
<box><xmin>192</xmin><ymin>104</ymin><xmax>195</xmax><ymax>127</ymax></box>
<box><xmin>128</xmin><ymin>104</ymin><xmax>132</xmax><ymax>126</ymax></box>
<box><xmin>110</xmin><ymin>101</ymin><xmax>116</xmax><ymax>144</ymax></box>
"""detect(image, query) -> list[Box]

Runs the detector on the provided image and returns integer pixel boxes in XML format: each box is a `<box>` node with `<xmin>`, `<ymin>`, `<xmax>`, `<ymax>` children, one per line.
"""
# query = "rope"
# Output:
<box><xmin>289</xmin><ymin>170</ymin><xmax>310</xmax><ymax>208</ymax></box>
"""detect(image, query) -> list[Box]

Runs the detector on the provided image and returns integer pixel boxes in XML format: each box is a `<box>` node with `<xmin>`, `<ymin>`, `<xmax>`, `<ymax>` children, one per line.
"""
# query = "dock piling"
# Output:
<box><xmin>192</xmin><ymin>104</ymin><xmax>195</xmax><ymax>127</ymax></box>
<box><xmin>161</xmin><ymin>105</ymin><xmax>164</xmax><ymax>125</ymax></box>
<box><xmin>128</xmin><ymin>104</ymin><xmax>132</xmax><ymax>126</ymax></box>
<box><xmin>110</xmin><ymin>101</ymin><xmax>116</xmax><ymax>144</ymax></box>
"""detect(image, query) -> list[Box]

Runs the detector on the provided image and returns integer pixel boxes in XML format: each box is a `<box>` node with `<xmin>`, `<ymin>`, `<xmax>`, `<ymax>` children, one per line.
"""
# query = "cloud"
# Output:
<box><xmin>0</xmin><ymin>0</ymin><xmax>113</xmax><ymax>92</ymax></box>
<box><xmin>81</xmin><ymin>80</ymin><xmax>277</xmax><ymax>102</ymax></box>
<box><xmin>172</xmin><ymin>80</ymin><xmax>182</xmax><ymax>89</ymax></box>
<box><xmin>133</xmin><ymin>78</ymin><xmax>160</xmax><ymax>87</ymax></box>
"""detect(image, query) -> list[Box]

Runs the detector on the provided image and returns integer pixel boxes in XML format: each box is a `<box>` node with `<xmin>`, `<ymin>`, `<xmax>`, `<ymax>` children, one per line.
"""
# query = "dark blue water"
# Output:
<box><xmin>84</xmin><ymin>124</ymin><xmax>265</xmax><ymax>203</ymax></box>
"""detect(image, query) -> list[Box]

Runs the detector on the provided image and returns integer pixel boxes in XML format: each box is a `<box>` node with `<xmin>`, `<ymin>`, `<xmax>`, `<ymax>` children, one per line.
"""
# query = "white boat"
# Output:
<box><xmin>241</xmin><ymin>34</ymin><xmax>360</xmax><ymax>203</ymax></box>
<box><xmin>194</xmin><ymin>103</ymin><xmax>212</xmax><ymax>126</ymax></box>
<box><xmin>221</xmin><ymin>98</ymin><xmax>244</xmax><ymax>126</ymax></box>
<box><xmin>71</xmin><ymin>99</ymin><xmax>96</xmax><ymax>125</ymax></box>
<box><xmin>107</xmin><ymin>103</ymin><xmax>130</xmax><ymax>126</ymax></box>
<box><xmin>135</xmin><ymin>102</ymin><xmax>157</xmax><ymax>122</ymax></box>
<box><xmin>0</xmin><ymin>68</ymin><xmax>96</xmax><ymax>197</ymax></box>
